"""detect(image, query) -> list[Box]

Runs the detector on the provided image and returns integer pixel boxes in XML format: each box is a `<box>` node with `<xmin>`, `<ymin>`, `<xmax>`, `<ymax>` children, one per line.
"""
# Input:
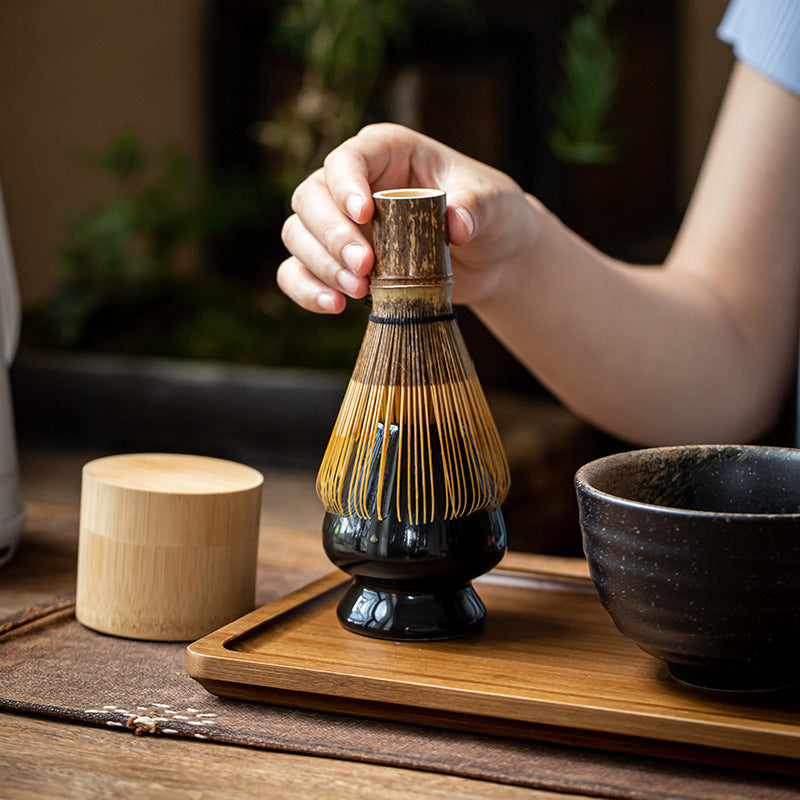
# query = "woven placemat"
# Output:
<box><xmin>1</xmin><ymin>579</ymin><xmax>798</xmax><ymax>800</ymax></box>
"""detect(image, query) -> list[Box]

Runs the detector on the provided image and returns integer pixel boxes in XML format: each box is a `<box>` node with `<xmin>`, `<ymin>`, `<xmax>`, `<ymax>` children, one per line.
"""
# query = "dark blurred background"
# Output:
<box><xmin>0</xmin><ymin>0</ymin><xmax>735</xmax><ymax>553</ymax></box>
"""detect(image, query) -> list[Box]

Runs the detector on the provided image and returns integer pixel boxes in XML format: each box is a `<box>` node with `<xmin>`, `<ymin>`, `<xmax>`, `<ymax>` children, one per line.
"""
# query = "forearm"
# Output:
<box><xmin>473</xmin><ymin>62</ymin><xmax>800</xmax><ymax>445</ymax></box>
<box><xmin>474</xmin><ymin>197</ymin><xmax>792</xmax><ymax>445</ymax></box>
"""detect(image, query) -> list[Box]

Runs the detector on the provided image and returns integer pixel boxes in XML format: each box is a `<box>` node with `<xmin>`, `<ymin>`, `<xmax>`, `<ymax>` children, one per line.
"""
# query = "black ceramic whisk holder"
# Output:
<box><xmin>323</xmin><ymin>506</ymin><xmax>507</xmax><ymax>640</ymax></box>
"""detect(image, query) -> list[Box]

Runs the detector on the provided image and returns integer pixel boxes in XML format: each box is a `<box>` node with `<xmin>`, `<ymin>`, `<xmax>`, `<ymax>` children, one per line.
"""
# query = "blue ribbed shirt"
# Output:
<box><xmin>718</xmin><ymin>0</ymin><xmax>800</xmax><ymax>96</ymax></box>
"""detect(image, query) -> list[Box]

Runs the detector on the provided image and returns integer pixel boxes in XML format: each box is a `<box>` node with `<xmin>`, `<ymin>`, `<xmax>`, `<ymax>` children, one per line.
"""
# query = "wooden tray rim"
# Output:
<box><xmin>187</xmin><ymin>566</ymin><xmax>800</xmax><ymax>762</ymax></box>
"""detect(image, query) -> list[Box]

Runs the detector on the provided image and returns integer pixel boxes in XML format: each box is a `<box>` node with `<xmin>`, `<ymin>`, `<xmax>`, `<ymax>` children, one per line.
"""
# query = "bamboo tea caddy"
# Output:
<box><xmin>76</xmin><ymin>453</ymin><xmax>263</xmax><ymax>641</ymax></box>
<box><xmin>317</xmin><ymin>189</ymin><xmax>510</xmax><ymax>640</ymax></box>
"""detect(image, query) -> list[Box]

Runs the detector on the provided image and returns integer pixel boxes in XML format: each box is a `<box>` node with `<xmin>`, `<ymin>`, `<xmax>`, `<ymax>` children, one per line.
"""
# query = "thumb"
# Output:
<box><xmin>446</xmin><ymin>190</ymin><xmax>482</xmax><ymax>246</ymax></box>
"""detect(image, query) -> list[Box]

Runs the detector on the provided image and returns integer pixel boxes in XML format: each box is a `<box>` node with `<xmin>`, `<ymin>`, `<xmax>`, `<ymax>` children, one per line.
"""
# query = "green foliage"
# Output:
<box><xmin>259</xmin><ymin>0</ymin><xmax>479</xmax><ymax>197</ymax></box>
<box><xmin>27</xmin><ymin>2</ymin><xmax>484</xmax><ymax>369</ymax></box>
<box><xmin>549</xmin><ymin>0</ymin><xmax>619</xmax><ymax>164</ymax></box>
<box><xmin>59</xmin><ymin>132</ymin><xmax>198</xmax><ymax>287</ymax></box>
<box><xmin>24</xmin><ymin>131</ymin><xmax>368</xmax><ymax>368</ymax></box>
<box><xmin>27</xmin><ymin>271</ymin><xmax>365</xmax><ymax>367</ymax></box>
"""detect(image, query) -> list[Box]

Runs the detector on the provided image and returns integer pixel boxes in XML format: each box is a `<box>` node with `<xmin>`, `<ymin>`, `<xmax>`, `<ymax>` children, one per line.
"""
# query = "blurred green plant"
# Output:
<box><xmin>549</xmin><ymin>0</ymin><xmax>619</xmax><ymax>164</ymax></box>
<box><xmin>58</xmin><ymin>131</ymin><xmax>199</xmax><ymax>291</ymax></box>
<box><xmin>24</xmin><ymin>130</ymin><xmax>365</xmax><ymax>367</ymax></box>
<box><xmin>258</xmin><ymin>0</ymin><xmax>479</xmax><ymax>196</ymax></box>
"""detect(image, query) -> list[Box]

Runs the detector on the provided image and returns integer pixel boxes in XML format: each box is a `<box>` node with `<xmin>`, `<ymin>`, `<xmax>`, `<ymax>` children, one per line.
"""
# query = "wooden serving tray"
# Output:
<box><xmin>187</xmin><ymin>554</ymin><xmax>800</xmax><ymax>775</ymax></box>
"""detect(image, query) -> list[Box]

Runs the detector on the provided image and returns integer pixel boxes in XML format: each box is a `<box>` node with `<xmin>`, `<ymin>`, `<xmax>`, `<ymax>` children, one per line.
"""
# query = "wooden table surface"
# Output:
<box><xmin>0</xmin><ymin>447</ymin><xmax>597</xmax><ymax>799</ymax></box>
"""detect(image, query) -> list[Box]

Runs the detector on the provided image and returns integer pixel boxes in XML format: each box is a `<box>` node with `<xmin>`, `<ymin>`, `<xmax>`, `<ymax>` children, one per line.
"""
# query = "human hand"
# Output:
<box><xmin>278</xmin><ymin>123</ymin><xmax>536</xmax><ymax>313</ymax></box>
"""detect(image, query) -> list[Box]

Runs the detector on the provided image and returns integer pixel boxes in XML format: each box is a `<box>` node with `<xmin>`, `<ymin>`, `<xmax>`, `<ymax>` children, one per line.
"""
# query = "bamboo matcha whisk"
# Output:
<box><xmin>317</xmin><ymin>188</ymin><xmax>510</xmax><ymax>526</ymax></box>
<box><xmin>318</xmin><ymin>188</ymin><xmax>510</xmax><ymax>641</ymax></box>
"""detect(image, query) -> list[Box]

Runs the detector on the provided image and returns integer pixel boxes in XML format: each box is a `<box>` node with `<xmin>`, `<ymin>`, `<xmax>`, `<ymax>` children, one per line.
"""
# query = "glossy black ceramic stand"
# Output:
<box><xmin>323</xmin><ymin>508</ymin><xmax>506</xmax><ymax>640</ymax></box>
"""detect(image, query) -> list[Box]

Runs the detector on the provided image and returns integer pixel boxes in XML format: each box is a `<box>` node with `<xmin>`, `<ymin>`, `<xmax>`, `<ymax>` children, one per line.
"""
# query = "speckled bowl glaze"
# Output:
<box><xmin>575</xmin><ymin>445</ymin><xmax>800</xmax><ymax>692</ymax></box>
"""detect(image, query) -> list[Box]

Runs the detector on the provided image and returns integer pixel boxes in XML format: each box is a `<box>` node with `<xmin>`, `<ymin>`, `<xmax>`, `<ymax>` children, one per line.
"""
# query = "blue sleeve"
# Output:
<box><xmin>718</xmin><ymin>0</ymin><xmax>800</xmax><ymax>96</ymax></box>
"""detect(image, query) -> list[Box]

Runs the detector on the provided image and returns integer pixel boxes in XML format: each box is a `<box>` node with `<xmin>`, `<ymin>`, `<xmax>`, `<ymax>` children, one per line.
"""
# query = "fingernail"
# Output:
<box><xmin>345</xmin><ymin>193</ymin><xmax>364</xmax><ymax>221</ymax></box>
<box><xmin>454</xmin><ymin>206</ymin><xmax>474</xmax><ymax>240</ymax></box>
<box><xmin>342</xmin><ymin>243</ymin><xmax>367</xmax><ymax>272</ymax></box>
<box><xmin>318</xmin><ymin>293</ymin><xmax>337</xmax><ymax>312</ymax></box>
<box><xmin>337</xmin><ymin>269</ymin><xmax>360</xmax><ymax>294</ymax></box>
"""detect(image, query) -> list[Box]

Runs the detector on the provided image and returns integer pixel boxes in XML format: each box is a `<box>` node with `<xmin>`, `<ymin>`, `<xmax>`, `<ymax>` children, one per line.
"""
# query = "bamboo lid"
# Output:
<box><xmin>76</xmin><ymin>453</ymin><xmax>263</xmax><ymax>641</ymax></box>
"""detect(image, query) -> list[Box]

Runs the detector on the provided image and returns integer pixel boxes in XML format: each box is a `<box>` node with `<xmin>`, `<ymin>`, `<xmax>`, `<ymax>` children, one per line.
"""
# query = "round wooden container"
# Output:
<box><xmin>76</xmin><ymin>453</ymin><xmax>263</xmax><ymax>641</ymax></box>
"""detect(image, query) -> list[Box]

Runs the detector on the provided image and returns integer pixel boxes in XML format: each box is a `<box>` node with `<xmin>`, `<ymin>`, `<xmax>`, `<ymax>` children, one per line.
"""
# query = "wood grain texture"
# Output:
<box><xmin>0</xmin><ymin>497</ymin><xmax>593</xmax><ymax>800</ymax></box>
<box><xmin>4</xmin><ymin>458</ymin><xmax>329</xmax><ymax>619</ymax></box>
<box><xmin>0</xmin><ymin>713</ymin><xmax>572</xmax><ymax>800</ymax></box>
<box><xmin>187</xmin><ymin>567</ymin><xmax>800</xmax><ymax>772</ymax></box>
<box><xmin>4</xmin><ymin>483</ymin><xmax>796</xmax><ymax>797</ymax></box>
<box><xmin>76</xmin><ymin>453</ymin><xmax>263</xmax><ymax>641</ymax></box>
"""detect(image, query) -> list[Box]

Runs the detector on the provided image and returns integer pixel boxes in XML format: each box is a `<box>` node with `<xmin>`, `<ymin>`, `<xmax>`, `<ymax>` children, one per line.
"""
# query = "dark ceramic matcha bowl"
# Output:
<box><xmin>575</xmin><ymin>444</ymin><xmax>800</xmax><ymax>692</ymax></box>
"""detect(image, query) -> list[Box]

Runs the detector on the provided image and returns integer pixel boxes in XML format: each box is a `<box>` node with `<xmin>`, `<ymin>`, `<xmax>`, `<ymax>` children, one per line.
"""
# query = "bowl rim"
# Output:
<box><xmin>574</xmin><ymin>443</ymin><xmax>800</xmax><ymax>519</ymax></box>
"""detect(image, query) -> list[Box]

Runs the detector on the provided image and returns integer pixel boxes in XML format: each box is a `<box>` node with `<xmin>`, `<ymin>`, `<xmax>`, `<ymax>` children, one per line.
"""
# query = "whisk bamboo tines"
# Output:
<box><xmin>316</xmin><ymin>188</ymin><xmax>510</xmax><ymax>525</ymax></box>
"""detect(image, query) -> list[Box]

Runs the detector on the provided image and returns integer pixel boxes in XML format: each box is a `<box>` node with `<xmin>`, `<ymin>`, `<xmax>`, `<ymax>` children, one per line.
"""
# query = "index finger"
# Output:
<box><xmin>323</xmin><ymin>124</ymin><xmax>420</xmax><ymax>224</ymax></box>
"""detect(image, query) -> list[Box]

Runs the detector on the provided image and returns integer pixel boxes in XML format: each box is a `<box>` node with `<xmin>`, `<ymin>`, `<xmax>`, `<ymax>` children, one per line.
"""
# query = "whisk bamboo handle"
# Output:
<box><xmin>371</xmin><ymin>189</ymin><xmax>451</xmax><ymax>285</ymax></box>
